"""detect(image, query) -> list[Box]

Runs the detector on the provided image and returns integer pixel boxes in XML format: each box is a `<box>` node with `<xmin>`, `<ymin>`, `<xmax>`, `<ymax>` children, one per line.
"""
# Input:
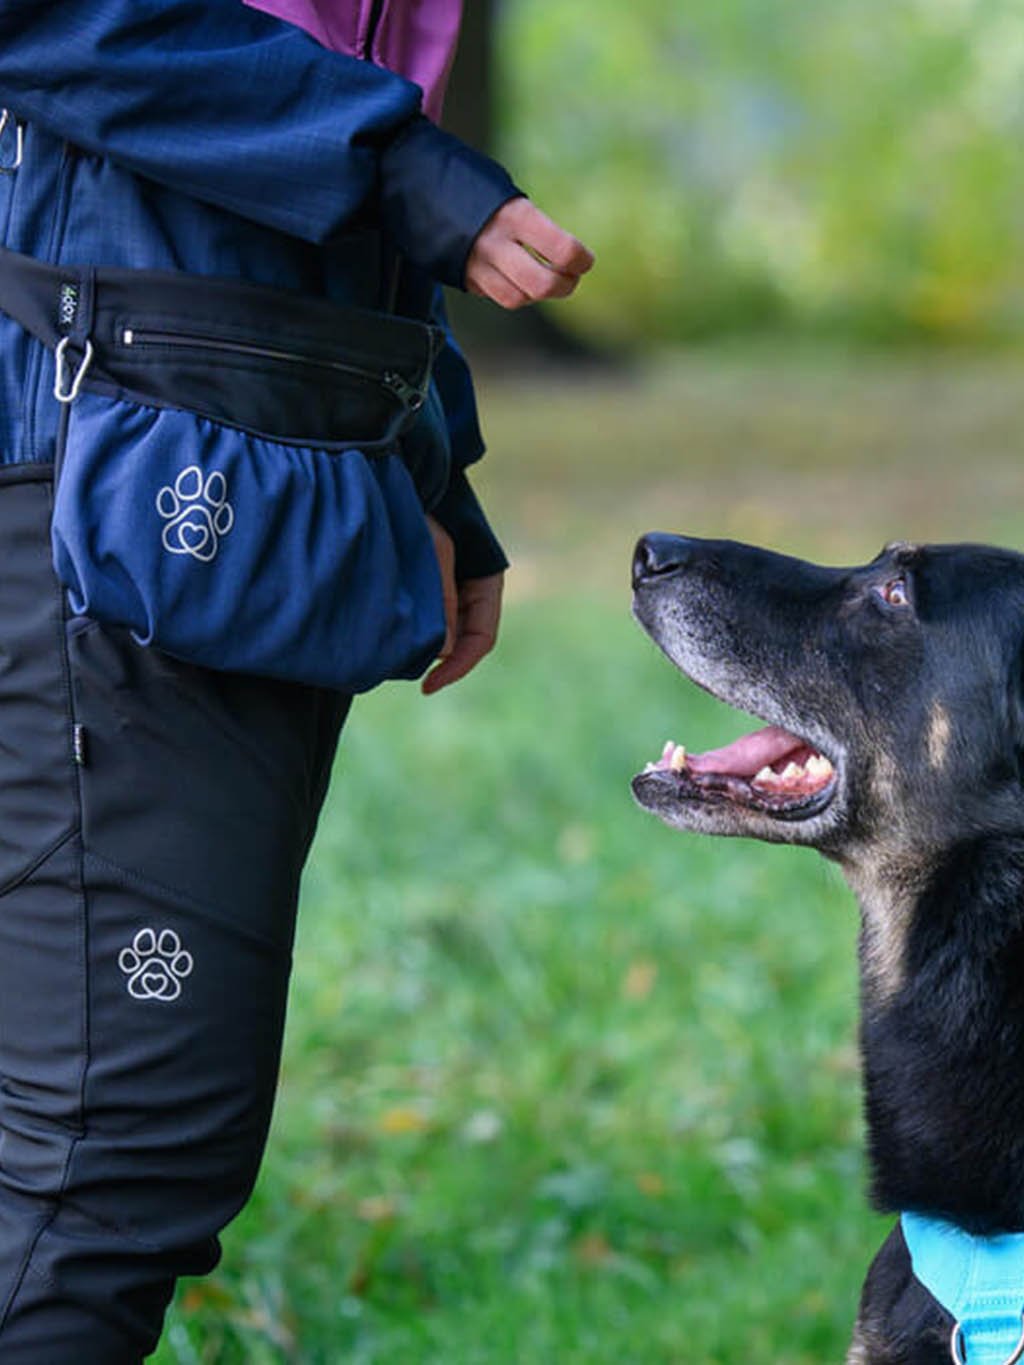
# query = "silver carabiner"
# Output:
<box><xmin>951</xmin><ymin>1314</ymin><xmax>1024</xmax><ymax>1364</ymax></box>
<box><xmin>0</xmin><ymin>109</ymin><xmax>24</xmax><ymax>173</ymax></box>
<box><xmin>53</xmin><ymin>336</ymin><xmax>95</xmax><ymax>405</ymax></box>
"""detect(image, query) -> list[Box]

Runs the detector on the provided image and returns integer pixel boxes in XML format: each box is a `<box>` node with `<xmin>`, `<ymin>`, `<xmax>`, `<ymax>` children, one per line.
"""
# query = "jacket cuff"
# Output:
<box><xmin>430</xmin><ymin>469</ymin><xmax>509</xmax><ymax>581</ymax></box>
<box><xmin>380</xmin><ymin>116</ymin><xmax>523</xmax><ymax>287</ymax></box>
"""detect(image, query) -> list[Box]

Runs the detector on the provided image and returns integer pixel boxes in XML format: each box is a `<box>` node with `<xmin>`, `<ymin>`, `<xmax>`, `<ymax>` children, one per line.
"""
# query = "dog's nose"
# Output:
<box><xmin>632</xmin><ymin>533</ymin><xmax>691</xmax><ymax>587</ymax></box>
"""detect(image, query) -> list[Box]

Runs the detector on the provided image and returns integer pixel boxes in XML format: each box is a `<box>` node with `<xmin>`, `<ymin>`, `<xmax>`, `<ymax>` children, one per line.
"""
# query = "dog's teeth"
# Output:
<box><xmin>752</xmin><ymin>766</ymin><xmax>777</xmax><ymax>787</ymax></box>
<box><xmin>806</xmin><ymin>754</ymin><xmax>834</xmax><ymax>779</ymax></box>
<box><xmin>781</xmin><ymin>762</ymin><xmax>803</xmax><ymax>781</ymax></box>
<box><xmin>670</xmin><ymin>745</ymin><xmax>688</xmax><ymax>772</ymax></box>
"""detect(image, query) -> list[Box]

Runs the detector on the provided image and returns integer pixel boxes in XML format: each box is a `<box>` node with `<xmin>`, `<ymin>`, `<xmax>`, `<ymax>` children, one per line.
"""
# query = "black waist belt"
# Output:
<box><xmin>0</xmin><ymin>245</ymin><xmax>443</xmax><ymax>449</ymax></box>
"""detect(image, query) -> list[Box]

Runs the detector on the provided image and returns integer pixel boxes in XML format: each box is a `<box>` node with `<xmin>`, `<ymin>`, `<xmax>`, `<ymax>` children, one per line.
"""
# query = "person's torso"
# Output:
<box><xmin>0</xmin><ymin>118</ymin><xmax>448</xmax><ymax>503</ymax></box>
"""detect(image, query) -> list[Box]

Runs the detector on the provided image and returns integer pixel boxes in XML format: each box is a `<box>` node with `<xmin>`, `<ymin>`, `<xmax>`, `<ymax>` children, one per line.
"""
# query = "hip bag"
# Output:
<box><xmin>0</xmin><ymin>246</ymin><xmax>448</xmax><ymax>692</ymax></box>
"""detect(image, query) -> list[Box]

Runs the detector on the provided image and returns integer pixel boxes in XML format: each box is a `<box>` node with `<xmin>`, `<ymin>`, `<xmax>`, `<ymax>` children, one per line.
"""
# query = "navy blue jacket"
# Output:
<box><xmin>0</xmin><ymin>0</ymin><xmax>518</xmax><ymax>579</ymax></box>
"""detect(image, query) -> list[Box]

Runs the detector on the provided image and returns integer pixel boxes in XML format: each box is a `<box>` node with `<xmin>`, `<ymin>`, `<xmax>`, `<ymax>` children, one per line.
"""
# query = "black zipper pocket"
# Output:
<box><xmin>119</xmin><ymin>325</ymin><xmax>427</xmax><ymax>415</ymax></box>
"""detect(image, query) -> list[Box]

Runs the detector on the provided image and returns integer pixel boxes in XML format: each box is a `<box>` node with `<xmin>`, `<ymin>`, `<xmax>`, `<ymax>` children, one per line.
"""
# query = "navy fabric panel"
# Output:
<box><xmin>0</xmin><ymin>0</ymin><xmax>509</xmax><ymax>608</ymax></box>
<box><xmin>0</xmin><ymin>473</ymin><xmax>349</xmax><ymax>1360</ymax></box>
<box><xmin>3</xmin><ymin>124</ymin><xmax>382</xmax><ymax>305</ymax></box>
<box><xmin>0</xmin><ymin>121</ymin><xmax>70</xmax><ymax>466</ymax></box>
<box><xmin>0</xmin><ymin>0</ymin><xmax>516</xmax><ymax>280</ymax></box>
<box><xmin>52</xmin><ymin>393</ymin><xmax>446</xmax><ymax>691</ymax></box>
<box><xmin>0</xmin><ymin>0</ymin><xmax>421</xmax><ymax>244</ymax></box>
<box><xmin>0</xmin><ymin>122</ymin><xmax>506</xmax><ymax>567</ymax></box>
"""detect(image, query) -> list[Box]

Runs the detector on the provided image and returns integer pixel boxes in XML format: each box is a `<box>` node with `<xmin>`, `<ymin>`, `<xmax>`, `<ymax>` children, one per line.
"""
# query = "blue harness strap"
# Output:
<box><xmin>902</xmin><ymin>1213</ymin><xmax>1024</xmax><ymax>1363</ymax></box>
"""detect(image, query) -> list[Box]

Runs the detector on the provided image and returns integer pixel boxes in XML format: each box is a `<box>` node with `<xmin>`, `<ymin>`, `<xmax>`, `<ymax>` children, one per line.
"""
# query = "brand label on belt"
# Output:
<box><xmin>58</xmin><ymin>282</ymin><xmax>79</xmax><ymax>333</ymax></box>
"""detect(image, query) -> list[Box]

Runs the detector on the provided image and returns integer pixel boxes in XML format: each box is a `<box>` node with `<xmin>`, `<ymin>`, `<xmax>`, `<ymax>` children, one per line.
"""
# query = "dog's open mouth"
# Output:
<box><xmin>638</xmin><ymin>723</ymin><xmax>838</xmax><ymax>821</ymax></box>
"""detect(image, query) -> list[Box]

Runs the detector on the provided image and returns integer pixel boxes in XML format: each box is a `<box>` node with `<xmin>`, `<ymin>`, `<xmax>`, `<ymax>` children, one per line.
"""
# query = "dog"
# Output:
<box><xmin>631</xmin><ymin>532</ymin><xmax>1024</xmax><ymax>1363</ymax></box>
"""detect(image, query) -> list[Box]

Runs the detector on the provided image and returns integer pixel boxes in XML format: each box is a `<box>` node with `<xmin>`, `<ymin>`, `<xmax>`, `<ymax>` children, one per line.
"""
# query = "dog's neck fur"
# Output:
<box><xmin>848</xmin><ymin>833</ymin><xmax>1024</xmax><ymax>1234</ymax></box>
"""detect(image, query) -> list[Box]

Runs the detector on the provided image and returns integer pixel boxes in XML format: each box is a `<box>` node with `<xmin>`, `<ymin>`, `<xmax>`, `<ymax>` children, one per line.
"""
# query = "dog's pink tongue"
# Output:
<box><xmin>687</xmin><ymin>726</ymin><xmax>804</xmax><ymax>777</ymax></box>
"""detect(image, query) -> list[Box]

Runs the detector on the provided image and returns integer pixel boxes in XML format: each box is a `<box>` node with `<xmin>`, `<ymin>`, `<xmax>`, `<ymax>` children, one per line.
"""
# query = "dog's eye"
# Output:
<box><xmin>877</xmin><ymin>577</ymin><xmax>910</xmax><ymax>608</ymax></box>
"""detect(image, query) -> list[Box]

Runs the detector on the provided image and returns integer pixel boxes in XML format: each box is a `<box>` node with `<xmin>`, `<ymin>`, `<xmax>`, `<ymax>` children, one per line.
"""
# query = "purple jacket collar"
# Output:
<box><xmin>243</xmin><ymin>0</ymin><xmax>463</xmax><ymax>122</ymax></box>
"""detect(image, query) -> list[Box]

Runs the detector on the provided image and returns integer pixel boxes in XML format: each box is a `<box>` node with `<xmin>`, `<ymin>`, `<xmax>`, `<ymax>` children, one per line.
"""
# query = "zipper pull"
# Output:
<box><xmin>381</xmin><ymin>370</ymin><xmax>427</xmax><ymax>414</ymax></box>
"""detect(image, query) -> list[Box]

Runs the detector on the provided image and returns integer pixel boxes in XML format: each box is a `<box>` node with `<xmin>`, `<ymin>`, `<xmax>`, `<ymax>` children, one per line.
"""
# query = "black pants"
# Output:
<box><xmin>0</xmin><ymin>467</ymin><xmax>349</xmax><ymax>1360</ymax></box>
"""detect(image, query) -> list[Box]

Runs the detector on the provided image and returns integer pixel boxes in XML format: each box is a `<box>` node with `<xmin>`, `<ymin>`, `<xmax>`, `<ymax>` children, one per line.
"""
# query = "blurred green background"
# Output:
<box><xmin>156</xmin><ymin>3</ymin><xmax>1024</xmax><ymax>1361</ymax></box>
<box><xmin>504</xmin><ymin>0</ymin><xmax>1024</xmax><ymax>347</ymax></box>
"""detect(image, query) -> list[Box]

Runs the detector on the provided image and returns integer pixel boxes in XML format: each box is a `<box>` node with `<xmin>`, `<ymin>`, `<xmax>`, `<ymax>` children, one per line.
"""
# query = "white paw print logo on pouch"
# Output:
<box><xmin>156</xmin><ymin>466</ymin><xmax>234</xmax><ymax>563</ymax></box>
<box><xmin>118</xmin><ymin>928</ymin><xmax>194</xmax><ymax>1002</ymax></box>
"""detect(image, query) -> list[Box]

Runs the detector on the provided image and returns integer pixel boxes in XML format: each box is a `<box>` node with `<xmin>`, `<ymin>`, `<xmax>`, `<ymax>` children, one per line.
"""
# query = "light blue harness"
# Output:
<box><xmin>902</xmin><ymin>1213</ymin><xmax>1024</xmax><ymax>1363</ymax></box>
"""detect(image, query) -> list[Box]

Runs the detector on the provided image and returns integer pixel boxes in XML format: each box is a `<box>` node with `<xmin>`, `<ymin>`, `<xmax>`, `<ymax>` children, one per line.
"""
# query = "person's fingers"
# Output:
<box><xmin>500</xmin><ymin>198</ymin><xmax>595</xmax><ymax>278</ymax></box>
<box><xmin>465</xmin><ymin>259</ymin><xmax>532</xmax><ymax>310</ymax></box>
<box><xmin>425</xmin><ymin>515</ymin><xmax>457</xmax><ymax>657</ymax></box>
<box><xmin>487</xmin><ymin>237</ymin><xmax>581</xmax><ymax>302</ymax></box>
<box><xmin>420</xmin><ymin>626</ymin><xmax>490</xmax><ymax>694</ymax></box>
<box><xmin>467</xmin><ymin>240</ymin><xmax>582</xmax><ymax>307</ymax></box>
<box><xmin>465</xmin><ymin>197</ymin><xmax>594</xmax><ymax>307</ymax></box>
<box><xmin>422</xmin><ymin>574</ymin><xmax>503</xmax><ymax>694</ymax></box>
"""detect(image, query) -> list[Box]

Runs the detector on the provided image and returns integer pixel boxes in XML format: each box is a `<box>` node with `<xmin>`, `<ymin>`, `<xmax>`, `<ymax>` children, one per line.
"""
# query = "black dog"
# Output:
<box><xmin>631</xmin><ymin>532</ymin><xmax>1024</xmax><ymax>1363</ymax></box>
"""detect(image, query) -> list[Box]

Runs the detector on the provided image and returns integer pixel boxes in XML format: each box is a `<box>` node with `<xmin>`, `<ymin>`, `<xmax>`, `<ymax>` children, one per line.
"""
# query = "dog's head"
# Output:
<box><xmin>631</xmin><ymin>533</ymin><xmax>1024</xmax><ymax>864</ymax></box>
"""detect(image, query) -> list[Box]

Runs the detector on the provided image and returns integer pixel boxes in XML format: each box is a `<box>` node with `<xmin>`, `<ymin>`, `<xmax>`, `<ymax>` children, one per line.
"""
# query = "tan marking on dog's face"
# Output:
<box><xmin>862</xmin><ymin>745</ymin><xmax>918</xmax><ymax>851</ymax></box>
<box><xmin>840</xmin><ymin>749</ymin><xmax>907</xmax><ymax>999</ymax></box>
<box><xmin>853</xmin><ymin>874</ymin><xmax>915</xmax><ymax>1004</ymax></box>
<box><xmin>926</xmin><ymin>701</ymin><xmax>952</xmax><ymax>772</ymax></box>
<box><xmin>844</xmin><ymin>808</ymin><xmax>928</xmax><ymax>1007</ymax></box>
<box><xmin>840</xmin><ymin>734</ymin><xmax>937</xmax><ymax>1003</ymax></box>
<box><xmin>870</xmin><ymin>747</ymin><xmax>901</xmax><ymax>809</ymax></box>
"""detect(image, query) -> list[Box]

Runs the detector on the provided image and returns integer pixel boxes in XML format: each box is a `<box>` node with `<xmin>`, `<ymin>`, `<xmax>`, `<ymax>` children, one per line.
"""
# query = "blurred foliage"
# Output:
<box><xmin>500</xmin><ymin>0</ymin><xmax>1024</xmax><ymax>345</ymax></box>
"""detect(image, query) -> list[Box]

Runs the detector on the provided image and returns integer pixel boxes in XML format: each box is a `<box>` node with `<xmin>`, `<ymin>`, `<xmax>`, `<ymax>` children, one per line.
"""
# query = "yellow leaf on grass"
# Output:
<box><xmin>378</xmin><ymin>1106</ymin><xmax>430</xmax><ymax>1135</ymax></box>
<box><xmin>180</xmin><ymin>1280</ymin><xmax>234</xmax><ymax>1313</ymax></box>
<box><xmin>622</xmin><ymin>960</ymin><xmax>657</xmax><ymax>1000</ymax></box>
<box><xmin>575</xmin><ymin>1232</ymin><xmax>613</xmax><ymax>1266</ymax></box>
<box><xmin>357</xmin><ymin>1195</ymin><xmax>398</xmax><ymax>1223</ymax></box>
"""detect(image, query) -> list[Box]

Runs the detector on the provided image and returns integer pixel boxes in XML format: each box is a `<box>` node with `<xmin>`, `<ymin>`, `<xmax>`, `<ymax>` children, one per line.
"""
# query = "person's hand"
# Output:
<box><xmin>422</xmin><ymin>516</ymin><xmax>503</xmax><ymax>694</ymax></box>
<box><xmin>465</xmin><ymin>196</ymin><xmax>594</xmax><ymax>310</ymax></box>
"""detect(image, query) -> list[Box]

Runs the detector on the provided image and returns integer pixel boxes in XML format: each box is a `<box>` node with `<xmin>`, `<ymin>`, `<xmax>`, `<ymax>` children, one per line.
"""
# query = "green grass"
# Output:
<box><xmin>154</xmin><ymin>348</ymin><xmax>1024</xmax><ymax>1363</ymax></box>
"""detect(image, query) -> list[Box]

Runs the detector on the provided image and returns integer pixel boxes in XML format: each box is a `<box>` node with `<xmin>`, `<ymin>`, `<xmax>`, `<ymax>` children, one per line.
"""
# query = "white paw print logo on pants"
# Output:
<box><xmin>156</xmin><ymin>466</ymin><xmax>234</xmax><ymax>563</ymax></box>
<box><xmin>118</xmin><ymin>928</ymin><xmax>194</xmax><ymax>1002</ymax></box>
